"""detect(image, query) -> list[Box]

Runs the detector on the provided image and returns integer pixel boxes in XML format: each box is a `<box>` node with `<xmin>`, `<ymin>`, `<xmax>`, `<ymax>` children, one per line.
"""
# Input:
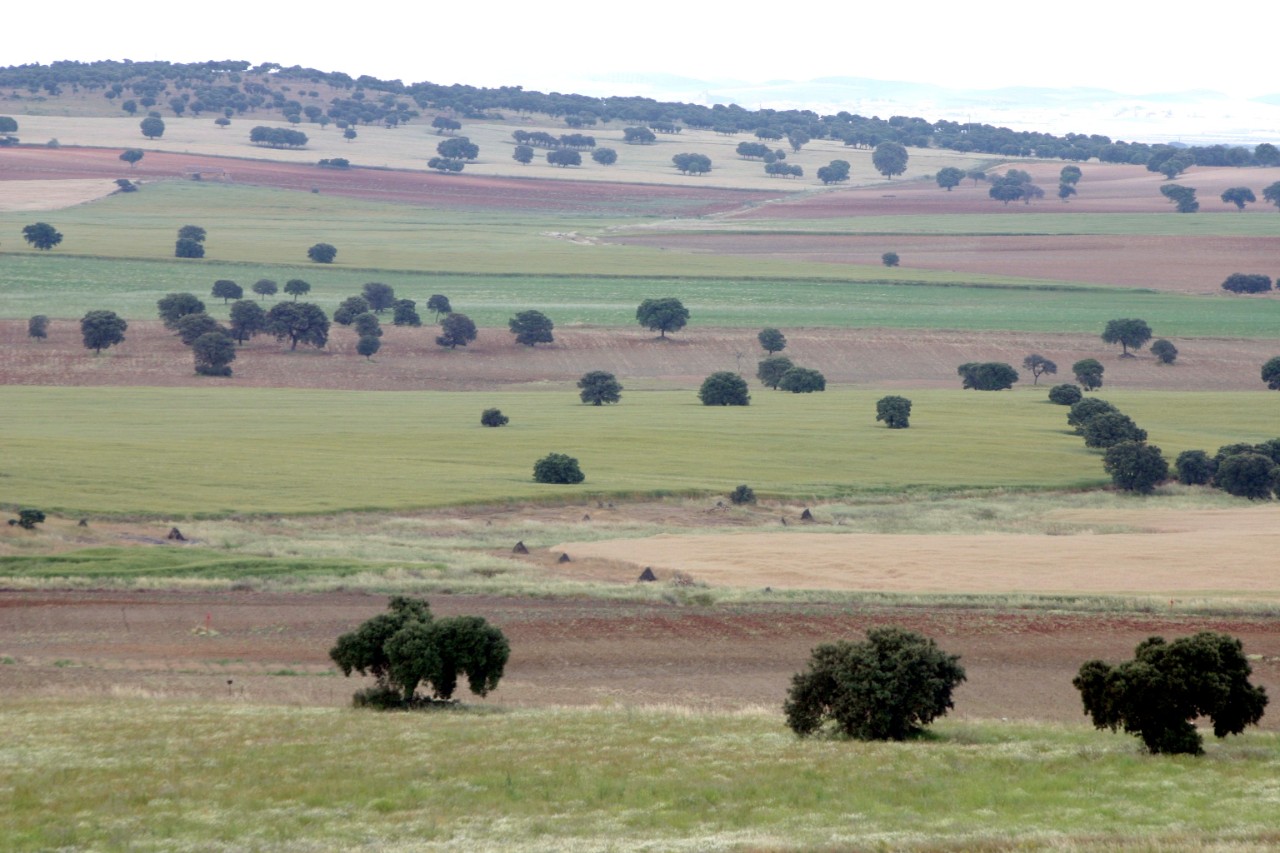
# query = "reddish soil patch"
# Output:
<box><xmin>2</xmin><ymin>589</ymin><xmax>1277</xmax><ymax>725</ymax></box>
<box><xmin>0</xmin><ymin>146</ymin><xmax>774</xmax><ymax>216</ymax></box>
<box><xmin>4</xmin><ymin>320</ymin><xmax>1274</xmax><ymax>391</ymax></box>
<box><xmin>608</xmin><ymin>232</ymin><xmax>1280</xmax><ymax>294</ymax></box>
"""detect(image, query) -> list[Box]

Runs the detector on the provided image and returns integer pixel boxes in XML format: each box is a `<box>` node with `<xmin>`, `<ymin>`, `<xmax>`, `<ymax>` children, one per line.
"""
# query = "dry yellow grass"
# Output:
<box><xmin>0</xmin><ymin>178</ymin><xmax>117</xmax><ymax>211</ymax></box>
<box><xmin>13</xmin><ymin>114</ymin><xmax>989</xmax><ymax>191</ymax></box>
<box><xmin>555</xmin><ymin>505</ymin><xmax>1280</xmax><ymax>599</ymax></box>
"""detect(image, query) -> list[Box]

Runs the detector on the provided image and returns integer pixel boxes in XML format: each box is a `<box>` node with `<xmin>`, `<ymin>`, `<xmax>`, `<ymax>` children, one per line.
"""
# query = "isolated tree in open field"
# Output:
<box><xmin>1022</xmin><ymin>354</ymin><xmax>1057</xmax><ymax>385</ymax></box>
<box><xmin>1160</xmin><ymin>184</ymin><xmax>1199</xmax><ymax>213</ymax></box>
<box><xmin>1221</xmin><ymin>273</ymin><xmax>1271</xmax><ymax>294</ymax></box>
<box><xmin>0</xmin><ymin>116</ymin><xmax>17</xmax><ymax>135</ymax></box>
<box><xmin>284</xmin><ymin>279</ymin><xmax>311</xmax><ymax>301</ymax></box>
<box><xmin>533</xmin><ymin>453</ymin><xmax>585</xmax><ymax>484</ymax></box>
<box><xmin>1060</xmin><ymin>165</ymin><xmax>1082</xmax><ymax>186</ymax></box>
<box><xmin>437</xmin><ymin>137</ymin><xmax>479</xmax><ymax>160</ymax></box>
<box><xmin>139</xmin><ymin>116</ymin><xmax>165</xmax><ymax>139</ymax></box>
<box><xmin>881</xmin><ymin>252</ymin><xmax>899</xmax><ymax>267</ymax></box>
<box><xmin>547</xmin><ymin>149</ymin><xmax>581</xmax><ymax>167</ymax></box>
<box><xmin>1103</xmin><ymin>441</ymin><xmax>1168</xmax><ymax>493</ymax></box>
<box><xmin>432</xmin><ymin>116</ymin><xmax>461</xmax><ymax>135</ymax></box>
<box><xmin>1072</xmin><ymin>358</ymin><xmax>1104</xmax><ymax>391</ymax></box>
<box><xmin>156</xmin><ymin>292</ymin><xmax>205</xmax><ymax>329</ymax></box>
<box><xmin>512</xmin><ymin>145</ymin><xmax>534</xmax><ymax>165</ymax></box>
<box><xmin>957</xmin><ymin>362</ymin><xmax>1018</xmax><ymax>391</ymax></box>
<box><xmin>331</xmin><ymin>596</ymin><xmax>509</xmax><ymax>707</ymax></box>
<box><xmin>1082</xmin><ymin>412</ymin><xmax>1147</xmax><ymax>449</ymax></box>
<box><xmin>428</xmin><ymin>157</ymin><xmax>464</xmax><ymax>173</ymax></box>
<box><xmin>357</xmin><ymin>335</ymin><xmax>381</xmax><ymax>360</ymax></box>
<box><xmin>779</xmin><ymin>367</ymin><xmax>826</xmax><ymax>393</ymax></box>
<box><xmin>509</xmin><ymin>310</ymin><xmax>554</xmax><ymax>346</ymax></box>
<box><xmin>1221</xmin><ymin>187</ymin><xmax>1256</xmax><ymax>210</ymax></box>
<box><xmin>623</xmin><ymin>126</ymin><xmax>656</xmax><ymax>144</ymax></box>
<box><xmin>28</xmin><ymin>315</ymin><xmax>48</xmax><ymax>341</ymax></box>
<box><xmin>1058</xmin><ymin>183</ymin><xmax>1077</xmax><ymax>202</ymax></box>
<box><xmin>12</xmin><ymin>509</ymin><xmax>45</xmax><ymax>530</ymax></box>
<box><xmin>578</xmin><ymin>370</ymin><xmax>622</xmax><ymax>406</ymax></box>
<box><xmin>334</xmin><ymin>296</ymin><xmax>371</xmax><ymax>326</ymax></box>
<box><xmin>307</xmin><ymin>242</ymin><xmax>337</xmax><ymax>264</ymax></box>
<box><xmin>872</xmin><ymin>141</ymin><xmax>908</xmax><ymax>179</ymax></box>
<box><xmin>176</xmin><ymin>312</ymin><xmax>225</xmax><ymax>346</ymax></box>
<box><xmin>80</xmin><ymin>310</ymin><xmax>127</xmax><ymax>354</ymax></box>
<box><xmin>1102</xmin><ymin>318</ymin><xmax>1152</xmax><ymax>357</ymax></box>
<box><xmin>817</xmin><ymin>160</ymin><xmax>851</xmax><ymax>185</ymax></box>
<box><xmin>785</xmin><ymin>627</ymin><xmax>965</xmax><ymax>740</ymax></box>
<box><xmin>22</xmin><ymin>222</ymin><xmax>62</xmax><ymax>251</ymax></box>
<box><xmin>426</xmin><ymin>294</ymin><xmax>452</xmax><ymax>319</ymax></box>
<box><xmin>174</xmin><ymin>237</ymin><xmax>204</xmax><ymax>258</ymax></box>
<box><xmin>392</xmin><ymin>299</ymin><xmax>421</xmax><ymax>327</ymax></box>
<box><xmin>1214</xmin><ymin>452</ymin><xmax>1277</xmax><ymax>500</ymax></box>
<box><xmin>266</xmin><ymin>301</ymin><xmax>329</xmax><ymax>351</ymax></box>
<box><xmin>192</xmin><ymin>331</ymin><xmax>236</xmax><ymax>376</ymax></box>
<box><xmin>1263</xmin><ymin>356</ymin><xmax>1280</xmax><ymax>389</ymax></box>
<box><xmin>935</xmin><ymin>167</ymin><xmax>964</xmax><ymax>191</ymax></box>
<box><xmin>211</xmin><ymin>280</ymin><xmax>242</xmax><ymax>303</ymax></box>
<box><xmin>361</xmin><ymin>282</ymin><xmax>395</xmax><ymax>313</ymax></box>
<box><xmin>672</xmin><ymin>153</ymin><xmax>712</xmax><ymax>175</ymax></box>
<box><xmin>252</xmin><ymin>279</ymin><xmax>278</xmax><ymax>301</ymax></box>
<box><xmin>591</xmin><ymin>148</ymin><xmax>617</xmax><ymax>165</ymax></box>
<box><xmin>757</xmin><ymin>356</ymin><xmax>794</xmax><ymax>389</ymax></box>
<box><xmin>352</xmin><ymin>312</ymin><xmax>382</xmax><ymax>341</ymax></box>
<box><xmin>437</xmin><ymin>312</ymin><xmax>477</xmax><ymax>349</ymax></box>
<box><xmin>699</xmin><ymin>371</ymin><xmax>750</xmax><ymax>406</ymax></box>
<box><xmin>1264</xmin><ymin>182</ymin><xmax>1280</xmax><ymax>211</ymax></box>
<box><xmin>636</xmin><ymin>297</ymin><xmax>689</xmax><ymax>338</ymax></box>
<box><xmin>758</xmin><ymin>328</ymin><xmax>786</xmax><ymax>355</ymax></box>
<box><xmin>1150</xmin><ymin>339</ymin><xmax>1178</xmax><ymax>364</ymax></box>
<box><xmin>480</xmin><ymin>408</ymin><xmax>509</xmax><ymax>427</ymax></box>
<box><xmin>228</xmin><ymin>299</ymin><xmax>267</xmax><ymax>344</ymax></box>
<box><xmin>1047</xmin><ymin>384</ymin><xmax>1082</xmax><ymax>406</ymax></box>
<box><xmin>1175</xmin><ymin>449</ymin><xmax>1216</xmax><ymax>485</ymax></box>
<box><xmin>119</xmin><ymin>148</ymin><xmax>144</xmax><ymax>168</ymax></box>
<box><xmin>1074</xmin><ymin>632</ymin><xmax>1267</xmax><ymax>755</ymax></box>
<box><xmin>876</xmin><ymin>396</ymin><xmax>912</xmax><ymax>429</ymax></box>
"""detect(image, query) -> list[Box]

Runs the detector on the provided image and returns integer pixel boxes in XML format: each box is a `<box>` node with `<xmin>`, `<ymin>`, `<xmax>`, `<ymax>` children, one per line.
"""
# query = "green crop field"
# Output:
<box><xmin>2</xmin><ymin>386</ymin><xmax>1275</xmax><ymax>517</ymax></box>
<box><xmin>4</xmin><ymin>700</ymin><xmax>1279</xmax><ymax>852</ymax></box>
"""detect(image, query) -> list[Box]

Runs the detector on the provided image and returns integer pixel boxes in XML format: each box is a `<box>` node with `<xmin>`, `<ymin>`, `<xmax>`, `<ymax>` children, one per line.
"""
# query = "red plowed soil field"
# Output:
<box><xmin>2</xmin><ymin>589</ymin><xmax>1277</xmax><ymax>723</ymax></box>
<box><xmin>3</xmin><ymin>320</ymin><xmax>1274</xmax><ymax>391</ymax></box>
<box><xmin>0</xmin><ymin>146</ymin><xmax>774</xmax><ymax>216</ymax></box>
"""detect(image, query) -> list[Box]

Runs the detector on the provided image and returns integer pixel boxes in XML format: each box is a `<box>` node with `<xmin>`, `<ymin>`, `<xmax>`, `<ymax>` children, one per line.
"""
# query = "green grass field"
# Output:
<box><xmin>3</xmin><ymin>700</ymin><xmax>1278</xmax><ymax>852</ymax></box>
<box><xmin>683</xmin><ymin>211</ymin><xmax>1280</xmax><ymax>236</ymax></box>
<box><xmin>2</xmin><ymin>386</ymin><xmax>1276</xmax><ymax>517</ymax></box>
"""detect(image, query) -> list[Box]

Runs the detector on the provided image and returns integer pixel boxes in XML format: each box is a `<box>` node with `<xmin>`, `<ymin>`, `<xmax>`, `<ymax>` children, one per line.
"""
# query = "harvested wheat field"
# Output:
<box><xmin>553</xmin><ymin>506</ymin><xmax>1280</xmax><ymax>599</ymax></box>
<box><xmin>0</xmin><ymin>178</ymin><xmax>118</xmax><ymax>212</ymax></box>
<box><xmin>4</xmin><ymin>320</ymin><xmax>1277</xmax><ymax>391</ymax></box>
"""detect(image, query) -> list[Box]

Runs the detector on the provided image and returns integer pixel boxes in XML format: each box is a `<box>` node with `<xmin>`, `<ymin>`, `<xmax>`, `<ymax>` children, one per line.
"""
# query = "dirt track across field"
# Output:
<box><xmin>2</xmin><ymin>589</ymin><xmax>1278</xmax><ymax>725</ymax></box>
<box><xmin>5</xmin><ymin>320</ymin><xmax>1278</xmax><ymax>391</ymax></box>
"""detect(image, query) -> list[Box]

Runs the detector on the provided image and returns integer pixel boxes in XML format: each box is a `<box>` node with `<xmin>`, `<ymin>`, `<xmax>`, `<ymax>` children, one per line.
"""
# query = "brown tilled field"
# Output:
<box><xmin>3</xmin><ymin>589</ymin><xmax>1278</xmax><ymax>726</ymax></box>
<box><xmin>4</xmin><ymin>319</ymin><xmax>1277</xmax><ymax>391</ymax></box>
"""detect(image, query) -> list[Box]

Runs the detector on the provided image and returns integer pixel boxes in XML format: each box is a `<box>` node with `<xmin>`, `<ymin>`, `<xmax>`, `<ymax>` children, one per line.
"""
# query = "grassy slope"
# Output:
<box><xmin>3</xmin><ymin>701</ymin><xmax>1278</xmax><ymax>852</ymax></box>
<box><xmin>2</xmin><ymin>386</ymin><xmax>1276</xmax><ymax>517</ymax></box>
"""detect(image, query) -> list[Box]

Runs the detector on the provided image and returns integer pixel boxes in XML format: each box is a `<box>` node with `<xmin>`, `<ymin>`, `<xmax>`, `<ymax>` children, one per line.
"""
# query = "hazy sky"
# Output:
<box><xmin>9</xmin><ymin>1</ymin><xmax>1275</xmax><ymax>100</ymax></box>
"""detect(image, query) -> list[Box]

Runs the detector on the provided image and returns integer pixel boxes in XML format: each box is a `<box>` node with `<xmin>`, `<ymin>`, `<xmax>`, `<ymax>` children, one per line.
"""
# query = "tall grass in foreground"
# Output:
<box><xmin>2</xmin><ymin>700</ymin><xmax>1278</xmax><ymax>852</ymax></box>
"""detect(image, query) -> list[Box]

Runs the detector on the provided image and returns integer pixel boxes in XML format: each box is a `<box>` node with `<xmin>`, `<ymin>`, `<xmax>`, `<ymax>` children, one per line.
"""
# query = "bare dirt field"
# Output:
<box><xmin>2</xmin><ymin>588</ymin><xmax>1277</xmax><ymax>726</ymax></box>
<box><xmin>607</xmin><ymin>231</ymin><xmax>1280</xmax><ymax>294</ymax></box>
<box><xmin>553</xmin><ymin>506</ymin><xmax>1280</xmax><ymax>598</ymax></box>
<box><xmin>0</xmin><ymin>146</ymin><xmax>774</xmax><ymax>216</ymax></box>
<box><xmin>4</xmin><ymin>320</ymin><xmax>1275</xmax><ymax>391</ymax></box>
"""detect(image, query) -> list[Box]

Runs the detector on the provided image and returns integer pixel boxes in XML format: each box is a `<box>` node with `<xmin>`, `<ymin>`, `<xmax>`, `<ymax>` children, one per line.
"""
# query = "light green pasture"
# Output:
<box><xmin>2</xmin><ymin>386</ymin><xmax>1276</xmax><ymax>517</ymax></box>
<box><xmin>3</xmin><ymin>701</ymin><xmax>1278</xmax><ymax>851</ymax></box>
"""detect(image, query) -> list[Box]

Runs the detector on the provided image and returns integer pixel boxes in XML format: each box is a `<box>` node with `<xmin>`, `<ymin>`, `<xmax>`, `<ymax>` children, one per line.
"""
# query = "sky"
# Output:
<box><xmin>9</xmin><ymin>1</ymin><xmax>1278</xmax><ymax>101</ymax></box>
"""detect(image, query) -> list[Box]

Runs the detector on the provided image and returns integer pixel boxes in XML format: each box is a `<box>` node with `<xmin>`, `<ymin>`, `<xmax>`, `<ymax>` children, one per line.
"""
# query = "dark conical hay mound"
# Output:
<box><xmin>512</xmin><ymin>541</ymin><xmax>529</xmax><ymax>554</ymax></box>
<box><xmin>167</xmin><ymin>527</ymin><xmax>186</xmax><ymax>541</ymax></box>
<box><xmin>800</xmin><ymin>508</ymin><xmax>814</xmax><ymax>521</ymax></box>
<box><xmin>558</xmin><ymin>553</ymin><xmax>571</xmax><ymax>563</ymax></box>
<box><xmin>638</xmin><ymin>567</ymin><xmax>657</xmax><ymax>582</ymax></box>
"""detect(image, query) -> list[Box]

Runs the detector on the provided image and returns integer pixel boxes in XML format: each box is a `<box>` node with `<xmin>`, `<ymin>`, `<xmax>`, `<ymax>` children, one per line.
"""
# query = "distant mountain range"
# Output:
<box><xmin>559</xmin><ymin>74</ymin><xmax>1280</xmax><ymax>146</ymax></box>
